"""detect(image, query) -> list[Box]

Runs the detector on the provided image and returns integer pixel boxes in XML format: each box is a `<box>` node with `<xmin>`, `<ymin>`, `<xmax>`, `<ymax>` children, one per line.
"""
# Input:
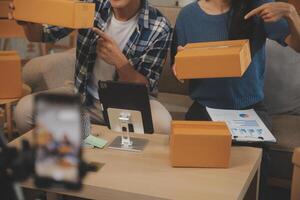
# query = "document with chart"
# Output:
<box><xmin>206</xmin><ymin>107</ymin><xmax>276</xmax><ymax>143</ymax></box>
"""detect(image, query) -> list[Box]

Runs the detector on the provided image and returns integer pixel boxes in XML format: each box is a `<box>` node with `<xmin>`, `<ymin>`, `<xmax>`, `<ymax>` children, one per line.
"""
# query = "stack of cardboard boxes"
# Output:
<box><xmin>0</xmin><ymin>0</ymin><xmax>25</xmax><ymax>37</ymax></box>
<box><xmin>0</xmin><ymin>0</ymin><xmax>10</xmax><ymax>18</ymax></box>
<box><xmin>0</xmin><ymin>51</ymin><xmax>22</xmax><ymax>99</ymax></box>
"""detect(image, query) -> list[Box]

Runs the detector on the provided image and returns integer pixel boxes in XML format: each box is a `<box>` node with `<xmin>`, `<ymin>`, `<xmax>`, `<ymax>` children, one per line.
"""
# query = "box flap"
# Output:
<box><xmin>0</xmin><ymin>51</ymin><xmax>20</xmax><ymax>61</ymax></box>
<box><xmin>177</xmin><ymin>40</ymin><xmax>249</xmax><ymax>58</ymax></box>
<box><xmin>185</xmin><ymin>39</ymin><xmax>249</xmax><ymax>49</ymax></box>
<box><xmin>293</xmin><ymin>148</ymin><xmax>300</xmax><ymax>166</ymax></box>
<box><xmin>0</xmin><ymin>51</ymin><xmax>18</xmax><ymax>56</ymax></box>
<box><xmin>176</xmin><ymin>46</ymin><xmax>241</xmax><ymax>57</ymax></box>
<box><xmin>171</xmin><ymin>120</ymin><xmax>231</xmax><ymax>136</ymax></box>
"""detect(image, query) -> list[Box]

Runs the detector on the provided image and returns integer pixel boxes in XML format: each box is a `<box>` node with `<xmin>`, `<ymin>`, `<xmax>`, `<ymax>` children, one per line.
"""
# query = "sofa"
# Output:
<box><xmin>21</xmin><ymin>5</ymin><xmax>300</xmax><ymax>192</ymax></box>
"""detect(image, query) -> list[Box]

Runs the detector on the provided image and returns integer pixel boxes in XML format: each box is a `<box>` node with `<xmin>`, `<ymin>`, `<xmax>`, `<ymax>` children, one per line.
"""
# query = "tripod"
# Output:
<box><xmin>0</xmin><ymin>132</ymin><xmax>34</xmax><ymax>200</ymax></box>
<box><xmin>0</xmin><ymin>127</ymin><xmax>98</xmax><ymax>200</ymax></box>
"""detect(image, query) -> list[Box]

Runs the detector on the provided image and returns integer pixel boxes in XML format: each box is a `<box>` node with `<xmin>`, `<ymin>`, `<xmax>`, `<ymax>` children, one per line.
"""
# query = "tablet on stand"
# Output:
<box><xmin>98</xmin><ymin>81</ymin><xmax>154</xmax><ymax>152</ymax></box>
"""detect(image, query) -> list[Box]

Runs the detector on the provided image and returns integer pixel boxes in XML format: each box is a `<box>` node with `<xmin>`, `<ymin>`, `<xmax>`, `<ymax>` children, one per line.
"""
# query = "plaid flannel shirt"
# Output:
<box><xmin>42</xmin><ymin>0</ymin><xmax>172</xmax><ymax>102</ymax></box>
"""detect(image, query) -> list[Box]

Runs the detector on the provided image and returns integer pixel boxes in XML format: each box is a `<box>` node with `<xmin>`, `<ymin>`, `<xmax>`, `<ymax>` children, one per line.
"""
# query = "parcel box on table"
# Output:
<box><xmin>0</xmin><ymin>51</ymin><xmax>22</xmax><ymax>99</ymax></box>
<box><xmin>170</xmin><ymin>121</ymin><xmax>232</xmax><ymax>168</ymax></box>
<box><xmin>13</xmin><ymin>0</ymin><xmax>95</xmax><ymax>29</ymax></box>
<box><xmin>175</xmin><ymin>40</ymin><xmax>251</xmax><ymax>79</ymax></box>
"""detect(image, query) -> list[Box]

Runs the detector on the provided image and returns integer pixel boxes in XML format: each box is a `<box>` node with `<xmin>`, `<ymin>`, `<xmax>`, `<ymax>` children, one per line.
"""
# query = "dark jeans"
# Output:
<box><xmin>185</xmin><ymin>101</ymin><xmax>271</xmax><ymax>200</ymax></box>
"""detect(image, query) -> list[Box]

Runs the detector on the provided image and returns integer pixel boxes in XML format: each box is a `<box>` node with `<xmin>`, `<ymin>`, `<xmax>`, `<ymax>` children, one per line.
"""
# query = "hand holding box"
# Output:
<box><xmin>13</xmin><ymin>0</ymin><xmax>95</xmax><ymax>29</ymax></box>
<box><xmin>175</xmin><ymin>40</ymin><xmax>251</xmax><ymax>79</ymax></box>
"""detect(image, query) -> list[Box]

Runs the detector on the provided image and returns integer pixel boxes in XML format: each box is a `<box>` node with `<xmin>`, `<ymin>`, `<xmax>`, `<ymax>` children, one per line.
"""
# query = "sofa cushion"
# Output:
<box><xmin>155</xmin><ymin>6</ymin><xmax>190</xmax><ymax>95</ymax></box>
<box><xmin>23</xmin><ymin>48</ymin><xmax>75</xmax><ymax>92</ymax></box>
<box><xmin>158</xmin><ymin>92</ymin><xmax>192</xmax><ymax>120</ymax></box>
<box><xmin>158</xmin><ymin>54</ymin><xmax>189</xmax><ymax>95</ymax></box>
<box><xmin>154</xmin><ymin>6</ymin><xmax>180</xmax><ymax>26</ymax></box>
<box><xmin>264</xmin><ymin>39</ymin><xmax>300</xmax><ymax>115</ymax></box>
<box><xmin>268</xmin><ymin>115</ymin><xmax>300</xmax><ymax>184</ymax></box>
<box><xmin>271</xmin><ymin>115</ymin><xmax>300</xmax><ymax>152</ymax></box>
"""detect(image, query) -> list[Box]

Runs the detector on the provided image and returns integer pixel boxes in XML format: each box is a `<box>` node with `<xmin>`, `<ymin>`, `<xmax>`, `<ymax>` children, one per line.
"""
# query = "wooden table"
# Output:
<box><xmin>9</xmin><ymin>125</ymin><xmax>262</xmax><ymax>200</ymax></box>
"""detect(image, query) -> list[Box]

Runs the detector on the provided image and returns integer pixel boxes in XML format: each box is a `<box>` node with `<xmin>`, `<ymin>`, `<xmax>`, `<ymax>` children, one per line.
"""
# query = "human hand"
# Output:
<box><xmin>93</xmin><ymin>27</ymin><xmax>128</xmax><ymax>69</ymax></box>
<box><xmin>172</xmin><ymin>46</ymin><xmax>185</xmax><ymax>83</ymax></box>
<box><xmin>245</xmin><ymin>2</ymin><xmax>297</xmax><ymax>23</ymax></box>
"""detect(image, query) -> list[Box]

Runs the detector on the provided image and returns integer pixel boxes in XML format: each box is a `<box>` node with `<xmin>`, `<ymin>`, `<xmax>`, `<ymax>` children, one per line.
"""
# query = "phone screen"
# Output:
<box><xmin>34</xmin><ymin>97</ymin><xmax>81</xmax><ymax>184</ymax></box>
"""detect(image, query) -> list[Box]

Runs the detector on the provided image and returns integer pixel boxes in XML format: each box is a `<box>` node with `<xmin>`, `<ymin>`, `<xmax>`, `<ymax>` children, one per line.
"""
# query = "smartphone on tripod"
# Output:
<box><xmin>33</xmin><ymin>93</ymin><xmax>83</xmax><ymax>189</ymax></box>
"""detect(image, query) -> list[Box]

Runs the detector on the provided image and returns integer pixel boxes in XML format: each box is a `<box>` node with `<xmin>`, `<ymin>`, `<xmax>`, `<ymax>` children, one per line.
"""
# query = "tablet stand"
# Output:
<box><xmin>108</xmin><ymin>110</ymin><xmax>148</xmax><ymax>152</ymax></box>
<box><xmin>119</xmin><ymin>112</ymin><xmax>133</xmax><ymax>148</ymax></box>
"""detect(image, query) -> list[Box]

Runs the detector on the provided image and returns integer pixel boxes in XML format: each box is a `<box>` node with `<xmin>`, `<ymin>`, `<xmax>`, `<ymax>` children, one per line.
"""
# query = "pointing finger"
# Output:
<box><xmin>92</xmin><ymin>27</ymin><xmax>111</xmax><ymax>41</ymax></box>
<box><xmin>244</xmin><ymin>5</ymin><xmax>265</xmax><ymax>19</ymax></box>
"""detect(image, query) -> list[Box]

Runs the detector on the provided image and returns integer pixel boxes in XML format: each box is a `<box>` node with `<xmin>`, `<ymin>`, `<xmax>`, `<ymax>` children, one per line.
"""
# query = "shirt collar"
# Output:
<box><xmin>103</xmin><ymin>0</ymin><xmax>150</xmax><ymax>29</ymax></box>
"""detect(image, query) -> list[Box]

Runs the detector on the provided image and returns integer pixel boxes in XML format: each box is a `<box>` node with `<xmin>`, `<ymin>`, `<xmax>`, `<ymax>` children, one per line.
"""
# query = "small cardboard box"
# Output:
<box><xmin>13</xmin><ymin>0</ymin><xmax>95</xmax><ymax>29</ymax></box>
<box><xmin>0</xmin><ymin>19</ymin><xmax>25</xmax><ymax>38</ymax></box>
<box><xmin>170</xmin><ymin>121</ymin><xmax>232</xmax><ymax>168</ymax></box>
<box><xmin>175</xmin><ymin>39</ymin><xmax>251</xmax><ymax>79</ymax></box>
<box><xmin>0</xmin><ymin>51</ymin><xmax>22</xmax><ymax>99</ymax></box>
<box><xmin>0</xmin><ymin>0</ymin><xmax>10</xmax><ymax>18</ymax></box>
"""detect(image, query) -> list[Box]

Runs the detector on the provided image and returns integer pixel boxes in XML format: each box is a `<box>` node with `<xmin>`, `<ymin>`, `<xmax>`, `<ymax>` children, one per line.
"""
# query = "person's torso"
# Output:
<box><xmin>176</xmin><ymin>2</ymin><xmax>267</xmax><ymax>109</ymax></box>
<box><xmin>88</xmin><ymin>13</ymin><xmax>139</xmax><ymax>99</ymax></box>
<box><xmin>73</xmin><ymin>0</ymin><xmax>171</xmax><ymax>99</ymax></box>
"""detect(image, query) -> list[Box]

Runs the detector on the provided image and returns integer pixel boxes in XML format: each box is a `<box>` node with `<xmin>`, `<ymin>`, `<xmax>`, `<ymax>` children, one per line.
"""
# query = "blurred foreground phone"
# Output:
<box><xmin>33</xmin><ymin>94</ymin><xmax>82</xmax><ymax>189</ymax></box>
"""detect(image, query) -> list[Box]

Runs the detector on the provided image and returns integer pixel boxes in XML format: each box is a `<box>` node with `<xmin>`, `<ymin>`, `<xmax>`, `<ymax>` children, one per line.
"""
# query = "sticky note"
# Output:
<box><xmin>84</xmin><ymin>135</ymin><xmax>107</xmax><ymax>149</ymax></box>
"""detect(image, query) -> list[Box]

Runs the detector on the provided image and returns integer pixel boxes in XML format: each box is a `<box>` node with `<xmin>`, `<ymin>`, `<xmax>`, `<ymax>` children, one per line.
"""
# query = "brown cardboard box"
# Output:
<box><xmin>289</xmin><ymin>0</ymin><xmax>300</xmax><ymax>13</ymax></box>
<box><xmin>0</xmin><ymin>0</ymin><xmax>10</xmax><ymax>18</ymax></box>
<box><xmin>0</xmin><ymin>51</ymin><xmax>22</xmax><ymax>99</ymax></box>
<box><xmin>170</xmin><ymin>121</ymin><xmax>232</xmax><ymax>168</ymax></box>
<box><xmin>0</xmin><ymin>19</ymin><xmax>25</xmax><ymax>38</ymax></box>
<box><xmin>175</xmin><ymin>39</ymin><xmax>251</xmax><ymax>79</ymax></box>
<box><xmin>13</xmin><ymin>0</ymin><xmax>95</xmax><ymax>29</ymax></box>
<box><xmin>292</xmin><ymin>148</ymin><xmax>300</xmax><ymax>200</ymax></box>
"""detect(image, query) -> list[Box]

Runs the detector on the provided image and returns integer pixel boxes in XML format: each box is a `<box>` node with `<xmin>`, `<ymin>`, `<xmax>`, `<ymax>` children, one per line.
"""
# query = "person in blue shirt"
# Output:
<box><xmin>172</xmin><ymin>0</ymin><xmax>300</xmax><ymax>199</ymax></box>
<box><xmin>172</xmin><ymin>0</ymin><xmax>300</xmax><ymax>125</ymax></box>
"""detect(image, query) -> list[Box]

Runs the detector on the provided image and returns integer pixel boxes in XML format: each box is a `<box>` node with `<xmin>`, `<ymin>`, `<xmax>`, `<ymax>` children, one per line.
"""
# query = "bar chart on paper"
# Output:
<box><xmin>206</xmin><ymin>107</ymin><xmax>276</xmax><ymax>143</ymax></box>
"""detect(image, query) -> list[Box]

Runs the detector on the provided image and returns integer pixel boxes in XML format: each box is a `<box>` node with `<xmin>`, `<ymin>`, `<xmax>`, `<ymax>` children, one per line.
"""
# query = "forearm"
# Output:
<box><xmin>20</xmin><ymin>22</ymin><xmax>43</xmax><ymax>42</ymax></box>
<box><xmin>286</xmin><ymin>6</ymin><xmax>300</xmax><ymax>51</ymax></box>
<box><xmin>116</xmin><ymin>62</ymin><xmax>149</xmax><ymax>86</ymax></box>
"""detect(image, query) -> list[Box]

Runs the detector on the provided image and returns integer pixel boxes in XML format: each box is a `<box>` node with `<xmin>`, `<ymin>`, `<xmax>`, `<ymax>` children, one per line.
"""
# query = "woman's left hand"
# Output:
<box><xmin>245</xmin><ymin>2</ymin><xmax>297</xmax><ymax>22</ymax></box>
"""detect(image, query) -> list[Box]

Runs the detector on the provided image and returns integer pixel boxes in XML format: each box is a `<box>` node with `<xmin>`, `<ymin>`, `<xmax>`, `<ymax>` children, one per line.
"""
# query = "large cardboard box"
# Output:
<box><xmin>0</xmin><ymin>0</ymin><xmax>10</xmax><ymax>18</ymax></box>
<box><xmin>170</xmin><ymin>121</ymin><xmax>232</xmax><ymax>168</ymax></box>
<box><xmin>0</xmin><ymin>19</ymin><xmax>25</xmax><ymax>38</ymax></box>
<box><xmin>0</xmin><ymin>51</ymin><xmax>22</xmax><ymax>99</ymax></box>
<box><xmin>13</xmin><ymin>0</ymin><xmax>95</xmax><ymax>29</ymax></box>
<box><xmin>292</xmin><ymin>148</ymin><xmax>300</xmax><ymax>200</ymax></box>
<box><xmin>175</xmin><ymin>39</ymin><xmax>251</xmax><ymax>79</ymax></box>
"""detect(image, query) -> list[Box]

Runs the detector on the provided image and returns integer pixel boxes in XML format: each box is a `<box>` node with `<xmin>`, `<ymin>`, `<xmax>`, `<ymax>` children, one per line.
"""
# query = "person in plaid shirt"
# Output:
<box><xmin>11</xmin><ymin>0</ymin><xmax>173</xmax><ymax>134</ymax></box>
